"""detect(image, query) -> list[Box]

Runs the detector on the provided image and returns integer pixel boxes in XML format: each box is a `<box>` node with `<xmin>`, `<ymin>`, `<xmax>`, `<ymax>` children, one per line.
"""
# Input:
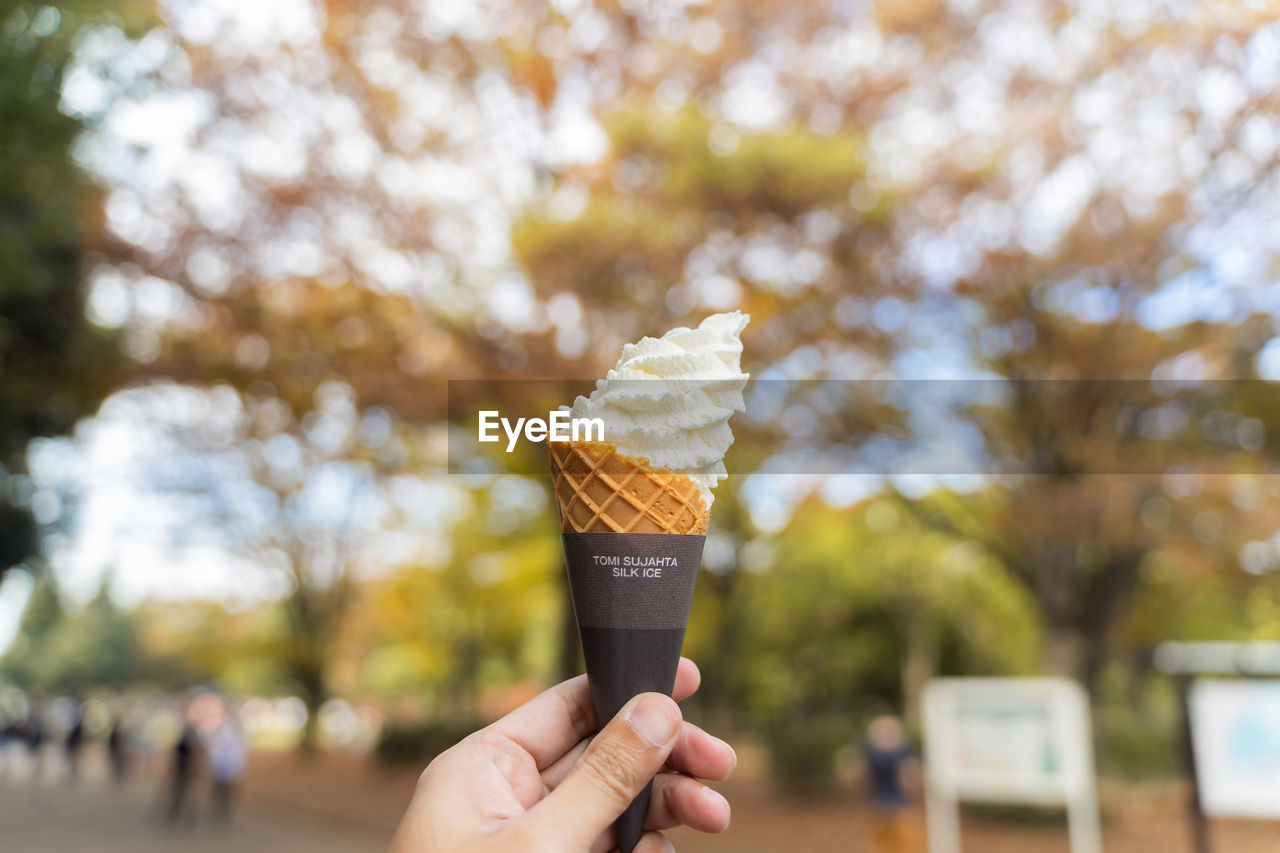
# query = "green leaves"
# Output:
<box><xmin>0</xmin><ymin>574</ymin><xmax>141</xmax><ymax>693</ymax></box>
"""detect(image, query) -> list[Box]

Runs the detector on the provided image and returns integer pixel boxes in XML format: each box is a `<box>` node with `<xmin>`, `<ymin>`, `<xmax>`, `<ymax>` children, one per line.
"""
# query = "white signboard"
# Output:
<box><xmin>922</xmin><ymin>678</ymin><xmax>1101</xmax><ymax>853</ymax></box>
<box><xmin>1189</xmin><ymin>679</ymin><xmax>1280</xmax><ymax>819</ymax></box>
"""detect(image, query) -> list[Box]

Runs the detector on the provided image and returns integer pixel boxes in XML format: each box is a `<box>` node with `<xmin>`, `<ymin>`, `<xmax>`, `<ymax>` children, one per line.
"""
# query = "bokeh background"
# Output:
<box><xmin>4</xmin><ymin>0</ymin><xmax>1280</xmax><ymax>850</ymax></box>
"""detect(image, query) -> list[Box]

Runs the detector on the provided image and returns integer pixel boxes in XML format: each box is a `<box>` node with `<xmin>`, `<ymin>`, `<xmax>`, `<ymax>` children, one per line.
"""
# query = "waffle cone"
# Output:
<box><xmin>549</xmin><ymin>441</ymin><xmax>708</xmax><ymax>535</ymax></box>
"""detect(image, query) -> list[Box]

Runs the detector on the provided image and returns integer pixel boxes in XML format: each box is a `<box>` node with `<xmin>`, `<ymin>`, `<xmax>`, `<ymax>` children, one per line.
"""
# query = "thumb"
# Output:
<box><xmin>523</xmin><ymin>692</ymin><xmax>681</xmax><ymax>848</ymax></box>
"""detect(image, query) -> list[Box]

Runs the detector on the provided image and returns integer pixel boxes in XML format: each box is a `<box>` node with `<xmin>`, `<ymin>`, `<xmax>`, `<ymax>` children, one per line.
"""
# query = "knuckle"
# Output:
<box><xmin>417</xmin><ymin>740</ymin><xmax>463</xmax><ymax>792</ymax></box>
<box><xmin>558</xmin><ymin>685</ymin><xmax>593</xmax><ymax>737</ymax></box>
<box><xmin>415</xmin><ymin>758</ymin><xmax>440</xmax><ymax>795</ymax></box>
<box><xmin>477</xmin><ymin>731</ymin><xmax>528</xmax><ymax>778</ymax></box>
<box><xmin>579</xmin><ymin>741</ymin><xmax>642</xmax><ymax>804</ymax></box>
<box><xmin>470</xmin><ymin>729</ymin><xmax>507</xmax><ymax>758</ymax></box>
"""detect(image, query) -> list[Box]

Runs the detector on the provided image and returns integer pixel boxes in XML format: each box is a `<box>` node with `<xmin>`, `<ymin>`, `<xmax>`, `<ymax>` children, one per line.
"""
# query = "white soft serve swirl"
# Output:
<box><xmin>568</xmin><ymin>312</ymin><xmax>749</xmax><ymax>507</ymax></box>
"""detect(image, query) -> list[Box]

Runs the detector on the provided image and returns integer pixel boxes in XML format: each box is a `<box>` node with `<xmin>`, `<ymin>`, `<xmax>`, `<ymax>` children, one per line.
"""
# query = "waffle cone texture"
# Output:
<box><xmin>549</xmin><ymin>441</ymin><xmax>709</xmax><ymax>535</ymax></box>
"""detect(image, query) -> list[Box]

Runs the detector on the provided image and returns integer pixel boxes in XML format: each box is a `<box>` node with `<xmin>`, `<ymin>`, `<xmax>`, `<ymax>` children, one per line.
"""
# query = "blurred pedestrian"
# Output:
<box><xmin>25</xmin><ymin>708</ymin><xmax>45</xmax><ymax>781</ymax></box>
<box><xmin>63</xmin><ymin>703</ymin><xmax>84</xmax><ymax>785</ymax></box>
<box><xmin>0</xmin><ymin>711</ymin><xmax>15</xmax><ymax>780</ymax></box>
<box><xmin>207</xmin><ymin>718</ymin><xmax>246</xmax><ymax>825</ymax></box>
<box><xmin>166</xmin><ymin>717</ymin><xmax>200</xmax><ymax>826</ymax></box>
<box><xmin>107</xmin><ymin>714</ymin><xmax>130</xmax><ymax>785</ymax></box>
<box><xmin>859</xmin><ymin>714</ymin><xmax>922</xmax><ymax>853</ymax></box>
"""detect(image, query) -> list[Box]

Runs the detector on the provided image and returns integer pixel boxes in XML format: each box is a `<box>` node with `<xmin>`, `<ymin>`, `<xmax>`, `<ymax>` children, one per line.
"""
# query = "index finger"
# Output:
<box><xmin>487</xmin><ymin>657</ymin><xmax>702</xmax><ymax>771</ymax></box>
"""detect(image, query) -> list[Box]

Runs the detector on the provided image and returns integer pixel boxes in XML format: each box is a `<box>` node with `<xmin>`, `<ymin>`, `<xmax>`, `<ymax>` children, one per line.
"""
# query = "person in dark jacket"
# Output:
<box><xmin>166</xmin><ymin>716</ymin><xmax>201</xmax><ymax>826</ymax></box>
<box><xmin>107</xmin><ymin>714</ymin><xmax>130</xmax><ymax>784</ymax></box>
<box><xmin>860</xmin><ymin>714</ymin><xmax>922</xmax><ymax>853</ymax></box>
<box><xmin>63</xmin><ymin>704</ymin><xmax>85</xmax><ymax>785</ymax></box>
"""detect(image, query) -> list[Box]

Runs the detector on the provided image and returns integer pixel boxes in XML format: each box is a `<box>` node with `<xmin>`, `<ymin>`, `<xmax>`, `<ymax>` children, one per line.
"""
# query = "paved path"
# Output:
<box><xmin>0</xmin><ymin>759</ymin><xmax>390</xmax><ymax>853</ymax></box>
<box><xmin>10</xmin><ymin>744</ymin><xmax>1280</xmax><ymax>853</ymax></box>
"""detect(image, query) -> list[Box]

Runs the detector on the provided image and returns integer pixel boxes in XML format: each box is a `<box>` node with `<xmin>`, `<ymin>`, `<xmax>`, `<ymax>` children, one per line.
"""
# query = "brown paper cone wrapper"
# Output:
<box><xmin>560</xmin><ymin>531</ymin><xmax>705</xmax><ymax>853</ymax></box>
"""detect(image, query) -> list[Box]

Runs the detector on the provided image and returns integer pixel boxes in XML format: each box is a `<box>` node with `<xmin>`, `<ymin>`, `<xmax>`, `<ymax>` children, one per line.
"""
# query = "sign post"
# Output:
<box><xmin>922</xmin><ymin>677</ymin><xmax>1102</xmax><ymax>853</ymax></box>
<box><xmin>1155</xmin><ymin>640</ymin><xmax>1280</xmax><ymax>853</ymax></box>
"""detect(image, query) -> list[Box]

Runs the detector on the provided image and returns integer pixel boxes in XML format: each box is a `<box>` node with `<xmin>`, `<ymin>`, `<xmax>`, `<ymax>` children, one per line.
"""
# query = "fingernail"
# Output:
<box><xmin>627</xmin><ymin>694</ymin><xmax>678</xmax><ymax>747</ymax></box>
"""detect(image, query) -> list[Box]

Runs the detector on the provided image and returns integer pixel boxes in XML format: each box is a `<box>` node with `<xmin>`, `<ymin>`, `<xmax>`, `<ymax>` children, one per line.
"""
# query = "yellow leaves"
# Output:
<box><xmin>333</xmin><ymin>482</ymin><xmax>563</xmax><ymax>704</ymax></box>
<box><xmin>504</xmin><ymin>42</ymin><xmax>558</xmax><ymax>109</ymax></box>
<box><xmin>607</xmin><ymin>105</ymin><xmax>868</xmax><ymax>217</ymax></box>
<box><xmin>874</xmin><ymin>0</ymin><xmax>942</xmax><ymax>33</ymax></box>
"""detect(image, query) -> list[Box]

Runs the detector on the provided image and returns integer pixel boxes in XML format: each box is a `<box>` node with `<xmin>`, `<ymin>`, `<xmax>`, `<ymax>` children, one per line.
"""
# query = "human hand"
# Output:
<box><xmin>390</xmin><ymin>658</ymin><xmax>735</xmax><ymax>853</ymax></box>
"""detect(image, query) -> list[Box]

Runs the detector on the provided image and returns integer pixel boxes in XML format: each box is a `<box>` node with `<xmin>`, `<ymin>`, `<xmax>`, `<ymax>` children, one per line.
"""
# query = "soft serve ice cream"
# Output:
<box><xmin>564</xmin><ymin>311</ymin><xmax>749</xmax><ymax>507</ymax></box>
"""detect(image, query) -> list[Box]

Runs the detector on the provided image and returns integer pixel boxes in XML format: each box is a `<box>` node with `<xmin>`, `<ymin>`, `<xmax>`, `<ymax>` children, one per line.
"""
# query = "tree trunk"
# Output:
<box><xmin>1042</xmin><ymin>620</ymin><xmax>1111</xmax><ymax>694</ymax></box>
<box><xmin>285</xmin><ymin>588</ymin><xmax>330</xmax><ymax>755</ymax></box>
<box><xmin>295</xmin><ymin>659</ymin><xmax>327</xmax><ymax>754</ymax></box>
<box><xmin>900</xmin><ymin>601</ymin><xmax>935</xmax><ymax>732</ymax></box>
<box><xmin>1019</xmin><ymin>545</ymin><xmax>1142</xmax><ymax>694</ymax></box>
<box><xmin>1045</xmin><ymin>627</ymin><xmax>1089</xmax><ymax>682</ymax></box>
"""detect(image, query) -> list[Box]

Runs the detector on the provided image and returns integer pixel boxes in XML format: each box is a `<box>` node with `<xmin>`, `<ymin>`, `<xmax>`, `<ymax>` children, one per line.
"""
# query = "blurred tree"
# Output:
<box><xmin>682</xmin><ymin>498</ymin><xmax>1037</xmax><ymax>787</ymax></box>
<box><xmin>869</xmin><ymin>4</ymin><xmax>1279</xmax><ymax>686</ymax></box>
<box><xmin>47</xmin><ymin>578</ymin><xmax>140</xmax><ymax>689</ymax></box>
<box><xmin>505</xmin><ymin>2</ymin><xmax>1280</xmax><ymax>692</ymax></box>
<box><xmin>29</xmin><ymin>4</ymin><xmax>579</xmax><ymax>738</ymax></box>
<box><xmin>0</xmin><ymin>575</ymin><xmax>142</xmax><ymax>693</ymax></box>
<box><xmin>132</xmin><ymin>381</ymin><xmax>406</xmax><ymax>749</ymax></box>
<box><xmin>513</xmin><ymin>103</ymin><xmax>891</xmax><ymax>369</ymax></box>
<box><xmin>46</xmin><ymin>0</ymin><xmax>1280</xmax><ymax>735</ymax></box>
<box><xmin>0</xmin><ymin>1</ymin><xmax>146</xmax><ymax>582</ymax></box>
<box><xmin>0</xmin><ymin>570</ymin><xmax>64</xmax><ymax>685</ymax></box>
<box><xmin>920</xmin><ymin>392</ymin><xmax>1280</xmax><ymax>688</ymax></box>
<box><xmin>347</xmin><ymin>479</ymin><xmax>561</xmax><ymax>720</ymax></box>
<box><xmin>132</xmin><ymin>599</ymin><xmax>231</xmax><ymax>689</ymax></box>
<box><xmin>38</xmin><ymin>1</ymin><xmax>900</xmax><ymax>731</ymax></box>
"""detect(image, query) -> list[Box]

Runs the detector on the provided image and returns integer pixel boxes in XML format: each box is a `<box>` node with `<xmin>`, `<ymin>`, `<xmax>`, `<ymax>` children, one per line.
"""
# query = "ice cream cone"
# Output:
<box><xmin>548</xmin><ymin>313</ymin><xmax>747</xmax><ymax>853</ymax></box>
<box><xmin>549</xmin><ymin>441</ymin><xmax>709</xmax><ymax>535</ymax></box>
<box><xmin>551</xmin><ymin>442</ymin><xmax>707</xmax><ymax>853</ymax></box>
